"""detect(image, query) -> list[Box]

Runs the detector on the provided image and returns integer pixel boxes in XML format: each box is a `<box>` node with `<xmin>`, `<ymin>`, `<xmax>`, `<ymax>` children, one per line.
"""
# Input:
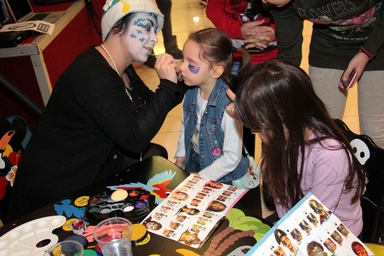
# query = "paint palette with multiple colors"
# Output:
<box><xmin>85</xmin><ymin>189</ymin><xmax>153</xmax><ymax>223</ymax></box>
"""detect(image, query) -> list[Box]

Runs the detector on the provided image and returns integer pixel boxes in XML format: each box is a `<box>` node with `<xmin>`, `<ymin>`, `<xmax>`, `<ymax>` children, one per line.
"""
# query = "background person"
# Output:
<box><xmin>145</xmin><ymin>0</ymin><xmax>184</xmax><ymax>68</ymax></box>
<box><xmin>7</xmin><ymin>0</ymin><xmax>186</xmax><ymax>222</ymax></box>
<box><xmin>206</xmin><ymin>0</ymin><xmax>278</xmax><ymax>158</ymax></box>
<box><xmin>264</xmin><ymin>0</ymin><xmax>384</xmax><ymax>148</ymax></box>
<box><xmin>206</xmin><ymin>0</ymin><xmax>277</xmax><ymax>66</ymax></box>
<box><xmin>231</xmin><ymin>59</ymin><xmax>366</xmax><ymax>237</ymax></box>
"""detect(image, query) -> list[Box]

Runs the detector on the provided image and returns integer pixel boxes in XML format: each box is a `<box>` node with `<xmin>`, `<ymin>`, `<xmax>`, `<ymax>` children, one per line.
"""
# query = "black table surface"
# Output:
<box><xmin>0</xmin><ymin>156</ymin><xmax>272</xmax><ymax>255</ymax></box>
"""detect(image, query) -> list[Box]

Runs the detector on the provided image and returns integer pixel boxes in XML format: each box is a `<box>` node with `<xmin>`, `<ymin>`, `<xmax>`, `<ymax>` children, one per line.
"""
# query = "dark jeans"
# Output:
<box><xmin>155</xmin><ymin>0</ymin><xmax>173</xmax><ymax>44</ymax></box>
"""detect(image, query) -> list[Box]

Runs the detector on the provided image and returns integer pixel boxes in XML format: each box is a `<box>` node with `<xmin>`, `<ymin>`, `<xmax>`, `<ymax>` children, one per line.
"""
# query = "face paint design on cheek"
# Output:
<box><xmin>129</xmin><ymin>28</ymin><xmax>149</xmax><ymax>43</ymax></box>
<box><xmin>188</xmin><ymin>65</ymin><xmax>200</xmax><ymax>74</ymax></box>
<box><xmin>130</xmin><ymin>17</ymin><xmax>155</xmax><ymax>43</ymax></box>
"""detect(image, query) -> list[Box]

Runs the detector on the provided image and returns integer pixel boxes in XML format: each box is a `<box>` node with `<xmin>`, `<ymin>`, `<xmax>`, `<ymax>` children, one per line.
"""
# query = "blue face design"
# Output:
<box><xmin>130</xmin><ymin>15</ymin><xmax>156</xmax><ymax>42</ymax></box>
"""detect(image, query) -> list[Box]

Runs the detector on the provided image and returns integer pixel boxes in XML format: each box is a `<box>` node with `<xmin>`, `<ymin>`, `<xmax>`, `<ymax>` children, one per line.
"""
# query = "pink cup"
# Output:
<box><xmin>93</xmin><ymin>217</ymin><xmax>132</xmax><ymax>256</ymax></box>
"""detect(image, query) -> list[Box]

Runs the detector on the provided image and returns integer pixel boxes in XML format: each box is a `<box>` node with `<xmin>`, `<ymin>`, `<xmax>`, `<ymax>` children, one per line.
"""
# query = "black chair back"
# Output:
<box><xmin>334</xmin><ymin>119</ymin><xmax>384</xmax><ymax>243</ymax></box>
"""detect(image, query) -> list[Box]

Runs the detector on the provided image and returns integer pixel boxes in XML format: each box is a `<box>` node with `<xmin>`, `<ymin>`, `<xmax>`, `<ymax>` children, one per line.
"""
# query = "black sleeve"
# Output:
<box><xmin>361</xmin><ymin>2</ymin><xmax>384</xmax><ymax>57</ymax></box>
<box><xmin>270</xmin><ymin>4</ymin><xmax>304</xmax><ymax>66</ymax></box>
<box><xmin>76</xmin><ymin>65</ymin><xmax>186</xmax><ymax>153</ymax></box>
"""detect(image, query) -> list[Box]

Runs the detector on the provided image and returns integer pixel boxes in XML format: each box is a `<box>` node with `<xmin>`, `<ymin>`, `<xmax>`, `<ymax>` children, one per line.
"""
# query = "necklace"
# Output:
<box><xmin>100</xmin><ymin>44</ymin><xmax>121</xmax><ymax>77</ymax></box>
<box><xmin>125</xmin><ymin>88</ymin><xmax>133</xmax><ymax>102</ymax></box>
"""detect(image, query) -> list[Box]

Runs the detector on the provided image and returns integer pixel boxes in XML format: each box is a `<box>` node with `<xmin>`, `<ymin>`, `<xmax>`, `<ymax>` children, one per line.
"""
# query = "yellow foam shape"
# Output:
<box><xmin>365</xmin><ymin>243</ymin><xmax>384</xmax><ymax>255</ymax></box>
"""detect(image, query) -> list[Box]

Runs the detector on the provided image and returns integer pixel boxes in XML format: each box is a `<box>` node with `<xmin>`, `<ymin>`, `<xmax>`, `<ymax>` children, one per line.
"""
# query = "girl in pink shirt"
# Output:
<box><xmin>232</xmin><ymin>59</ymin><xmax>367</xmax><ymax>236</ymax></box>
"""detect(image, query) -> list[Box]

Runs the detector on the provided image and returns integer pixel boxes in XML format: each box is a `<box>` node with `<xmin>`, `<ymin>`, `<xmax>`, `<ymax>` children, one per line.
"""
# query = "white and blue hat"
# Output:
<box><xmin>101</xmin><ymin>0</ymin><xmax>164</xmax><ymax>41</ymax></box>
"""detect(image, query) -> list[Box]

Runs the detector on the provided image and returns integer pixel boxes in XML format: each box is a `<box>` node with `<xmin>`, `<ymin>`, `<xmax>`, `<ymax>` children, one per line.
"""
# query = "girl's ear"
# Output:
<box><xmin>211</xmin><ymin>64</ymin><xmax>224</xmax><ymax>79</ymax></box>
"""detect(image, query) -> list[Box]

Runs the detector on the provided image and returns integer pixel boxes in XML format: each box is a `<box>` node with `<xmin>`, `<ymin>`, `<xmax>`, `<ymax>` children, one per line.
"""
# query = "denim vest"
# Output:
<box><xmin>183</xmin><ymin>79</ymin><xmax>249</xmax><ymax>184</ymax></box>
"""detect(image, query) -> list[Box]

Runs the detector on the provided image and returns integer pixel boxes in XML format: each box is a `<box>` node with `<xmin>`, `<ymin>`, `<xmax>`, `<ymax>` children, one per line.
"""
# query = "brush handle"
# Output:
<box><xmin>148</xmin><ymin>53</ymin><xmax>183</xmax><ymax>62</ymax></box>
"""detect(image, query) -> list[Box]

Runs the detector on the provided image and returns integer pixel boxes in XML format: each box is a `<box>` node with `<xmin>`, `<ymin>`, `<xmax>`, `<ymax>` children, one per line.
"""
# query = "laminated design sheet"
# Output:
<box><xmin>141</xmin><ymin>174</ymin><xmax>248</xmax><ymax>249</ymax></box>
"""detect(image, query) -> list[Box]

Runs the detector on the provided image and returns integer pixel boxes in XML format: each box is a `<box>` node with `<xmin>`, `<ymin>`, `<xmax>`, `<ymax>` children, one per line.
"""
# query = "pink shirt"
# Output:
<box><xmin>275</xmin><ymin>137</ymin><xmax>363</xmax><ymax>236</ymax></box>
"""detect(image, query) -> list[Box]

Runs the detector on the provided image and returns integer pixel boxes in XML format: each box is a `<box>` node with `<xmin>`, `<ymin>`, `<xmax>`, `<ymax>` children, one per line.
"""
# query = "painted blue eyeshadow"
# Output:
<box><xmin>188</xmin><ymin>65</ymin><xmax>200</xmax><ymax>74</ymax></box>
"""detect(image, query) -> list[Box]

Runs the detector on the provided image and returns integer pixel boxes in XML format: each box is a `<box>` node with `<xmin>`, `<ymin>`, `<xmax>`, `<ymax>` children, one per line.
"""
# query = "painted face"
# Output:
<box><xmin>352</xmin><ymin>243</ymin><xmax>369</xmax><ymax>256</ymax></box>
<box><xmin>176</xmin><ymin>215</ymin><xmax>186</xmax><ymax>222</ymax></box>
<box><xmin>290</xmin><ymin>229</ymin><xmax>302</xmax><ymax>242</ymax></box>
<box><xmin>280</xmin><ymin>235</ymin><xmax>293</xmax><ymax>249</ymax></box>
<box><xmin>172</xmin><ymin>191</ymin><xmax>188</xmax><ymax>200</ymax></box>
<box><xmin>185</xmin><ymin>234</ymin><xmax>198</xmax><ymax>242</ymax></box>
<box><xmin>146</xmin><ymin>221</ymin><xmax>160</xmax><ymax>230</ymax></box>
<box><xmin>310</xmin><ymin>200</ymin><xmax>326</xmax><ymax>216</ymax></box>
<box><xmin>179</xmin><ymin>40</ymin><xmax>212</xmax><ymax>86</ymax></box>
<box><xmin>261</xmin><ymin>0</ymin><xmax>291</xmax><ymax>7</ymax></box>
<box><xmin>309</xmin><ymin>245</ymin><xmax>326</xmax><ymax>256</ymax></box>
<box><xmin>123</xmin><ymin>12</ymin><xmax>158</xmax><ymax>62</ymax></box>
<box><xmin>274</xmin><ymin>246</ymin><xmax>286</xmax><ymax>256</ymax></box>
<box><xmin>210</xmin><ymin>201</ymin><xmax>225</xmax><ymax>211</ymax></box>
<box><xmin>323</xmin><ymin>239</ymin><xmax>337</xmax><ymax>252</ymax></box>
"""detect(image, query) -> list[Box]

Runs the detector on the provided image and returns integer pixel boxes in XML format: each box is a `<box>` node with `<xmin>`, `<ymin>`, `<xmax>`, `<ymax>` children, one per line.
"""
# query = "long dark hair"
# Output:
<box><xmin>235</xmin><ymin>59</ymin><xmax>366</xmax><ymax>209</ymax></box>
<box><xmin>187</xmin><ymin>28</ymin><xmax>252</xmax><ymax>86</ymax></box>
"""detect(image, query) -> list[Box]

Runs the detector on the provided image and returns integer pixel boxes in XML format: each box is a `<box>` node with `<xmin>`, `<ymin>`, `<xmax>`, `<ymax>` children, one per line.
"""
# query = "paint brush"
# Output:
<box><xmin>148</xmin><ymin>53</ymin><xmax>183</xmax><ymax>62</ymax></box>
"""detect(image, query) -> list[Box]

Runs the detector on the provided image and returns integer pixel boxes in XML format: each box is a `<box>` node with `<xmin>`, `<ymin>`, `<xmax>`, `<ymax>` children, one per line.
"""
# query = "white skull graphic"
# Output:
<box><xmin>350</xmin><ymin>138</ymin><xmax>370</xmax><ymax>165</ymax></box>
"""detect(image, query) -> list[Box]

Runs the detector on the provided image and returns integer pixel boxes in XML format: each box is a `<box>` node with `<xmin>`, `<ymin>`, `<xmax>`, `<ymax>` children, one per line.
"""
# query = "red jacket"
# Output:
<box><xmin>206</xmin><ymin>0</ymin><xmax>278</xmax><ymax>65</ymax></box>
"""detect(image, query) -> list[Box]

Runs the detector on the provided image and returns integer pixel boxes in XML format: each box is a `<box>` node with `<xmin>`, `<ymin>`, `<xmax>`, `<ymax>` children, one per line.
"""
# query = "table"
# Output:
<box><xmin>0</xmin><ymin>156</ymin><xmax>271</xmax><ymax>255</ymax></box>
<box><xmin>0</xmin><ymin>0</ymin><xmax>86</xmax><ymax>106</ymax></box>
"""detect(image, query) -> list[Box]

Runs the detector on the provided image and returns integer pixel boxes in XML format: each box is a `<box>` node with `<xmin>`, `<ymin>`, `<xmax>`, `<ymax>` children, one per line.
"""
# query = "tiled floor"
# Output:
<box><xmin>134</xmin><ymin>0</ymin><xmax>360</xmax><ymax>218</ymax></box>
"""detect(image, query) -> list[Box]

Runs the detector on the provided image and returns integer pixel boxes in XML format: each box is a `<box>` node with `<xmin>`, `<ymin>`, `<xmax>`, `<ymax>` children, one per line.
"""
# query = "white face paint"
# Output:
<box><xmin>123</xmin><ymin>12</ymin><xmax>159</xmax><ymax>62</ymax></box>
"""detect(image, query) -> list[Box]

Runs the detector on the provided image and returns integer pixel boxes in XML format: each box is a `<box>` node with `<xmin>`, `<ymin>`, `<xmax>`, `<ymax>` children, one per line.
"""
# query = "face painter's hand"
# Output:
<box><xmin>154</xmin><ymin>53</ymin><xmax>179</xmax><ymax>84</ymax></box>
<box><xmin>226</xmin><ymin>89</ymin><xmax>238</xmax><ymax>120</ymax></box>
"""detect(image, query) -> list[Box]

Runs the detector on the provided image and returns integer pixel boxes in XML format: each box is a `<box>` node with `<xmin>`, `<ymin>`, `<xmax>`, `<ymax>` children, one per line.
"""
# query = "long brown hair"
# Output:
<box><xmin>187</xmin><ymin>28</ymin><xmax>252</xmax><ymax>86</ymax></box>
<box><xmin>235</xmin><ymin>59</ymin><xmax>366</xmax><ymax>209</ymax></box>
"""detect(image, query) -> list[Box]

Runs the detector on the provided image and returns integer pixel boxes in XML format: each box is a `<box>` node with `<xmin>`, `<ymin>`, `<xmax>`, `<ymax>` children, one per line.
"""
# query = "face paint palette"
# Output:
<box><xmin>85</xmin><ymin>189</ymin><xmax>153</xmax><ymax>223</ymax></box>
<box><xmin>0</xmin><ymin>215</ymin><xmax>66</xmax><ymax>256</ymax></box>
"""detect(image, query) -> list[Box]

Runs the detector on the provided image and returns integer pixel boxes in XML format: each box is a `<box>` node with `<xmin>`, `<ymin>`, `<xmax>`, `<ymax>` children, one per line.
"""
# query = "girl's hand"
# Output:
<box><xmin>154</xmin><ymin>53</ymin><xmax>179</xmax><ymax>84</ymax></box>
<box><xmin>225</xmin><ymin>89</ymin><xmax>238</xmax><ymax>120</ymax></box>
<box><xmin>175</xmin><ymin>156</ymin><xmax>185</xmax><ymax>169</ymax></box>
<box><xmin>338</xmin><ymin>51</ymin><xmax>370</xmax><ymax>89</ymax></box>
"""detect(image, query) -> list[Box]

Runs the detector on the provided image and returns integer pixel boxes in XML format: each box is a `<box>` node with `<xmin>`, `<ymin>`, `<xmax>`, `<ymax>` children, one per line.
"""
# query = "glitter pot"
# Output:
<box><xmin>71</xmin><ymin>219</ymin><xmax>87</xmax><ymax>234</ymax></box>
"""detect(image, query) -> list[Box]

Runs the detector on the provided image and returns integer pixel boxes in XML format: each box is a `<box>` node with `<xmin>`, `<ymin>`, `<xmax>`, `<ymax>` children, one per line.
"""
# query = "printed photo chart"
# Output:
<box><xmin>141</xmin><ymin>174</ymin><xmax>248</xmax><ymax>248</ymax></box>
<box><xmin>246</xmin><ymin>192</ymin><xmax>374</xmax><ymax>256</ymax></box>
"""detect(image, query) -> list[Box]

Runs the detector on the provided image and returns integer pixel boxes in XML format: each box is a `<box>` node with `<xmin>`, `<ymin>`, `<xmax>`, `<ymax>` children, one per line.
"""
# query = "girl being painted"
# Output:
<box><xmin>174</xmin><ymin>28</ymin><xmax>255</xmax><ymax>188</ymax></box>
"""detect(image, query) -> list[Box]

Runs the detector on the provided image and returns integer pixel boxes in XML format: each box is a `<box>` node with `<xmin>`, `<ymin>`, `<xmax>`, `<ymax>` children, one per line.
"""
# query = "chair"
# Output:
<box><xmin>334</xmin><ymin>119</ymin><xmax>384</xmax><ymax>244</ymax></box>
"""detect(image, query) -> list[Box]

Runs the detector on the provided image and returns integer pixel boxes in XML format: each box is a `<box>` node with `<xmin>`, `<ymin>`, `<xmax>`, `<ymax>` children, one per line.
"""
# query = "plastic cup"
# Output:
<box><xmin>93</xmin><ymin>217</ymin><xmax>133</xmax><ymax>256</ymax></box>
<box><xmin>43</xmin><ymin>240</ymin><xmax>84</xmax><ymax>256</ymax></box>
